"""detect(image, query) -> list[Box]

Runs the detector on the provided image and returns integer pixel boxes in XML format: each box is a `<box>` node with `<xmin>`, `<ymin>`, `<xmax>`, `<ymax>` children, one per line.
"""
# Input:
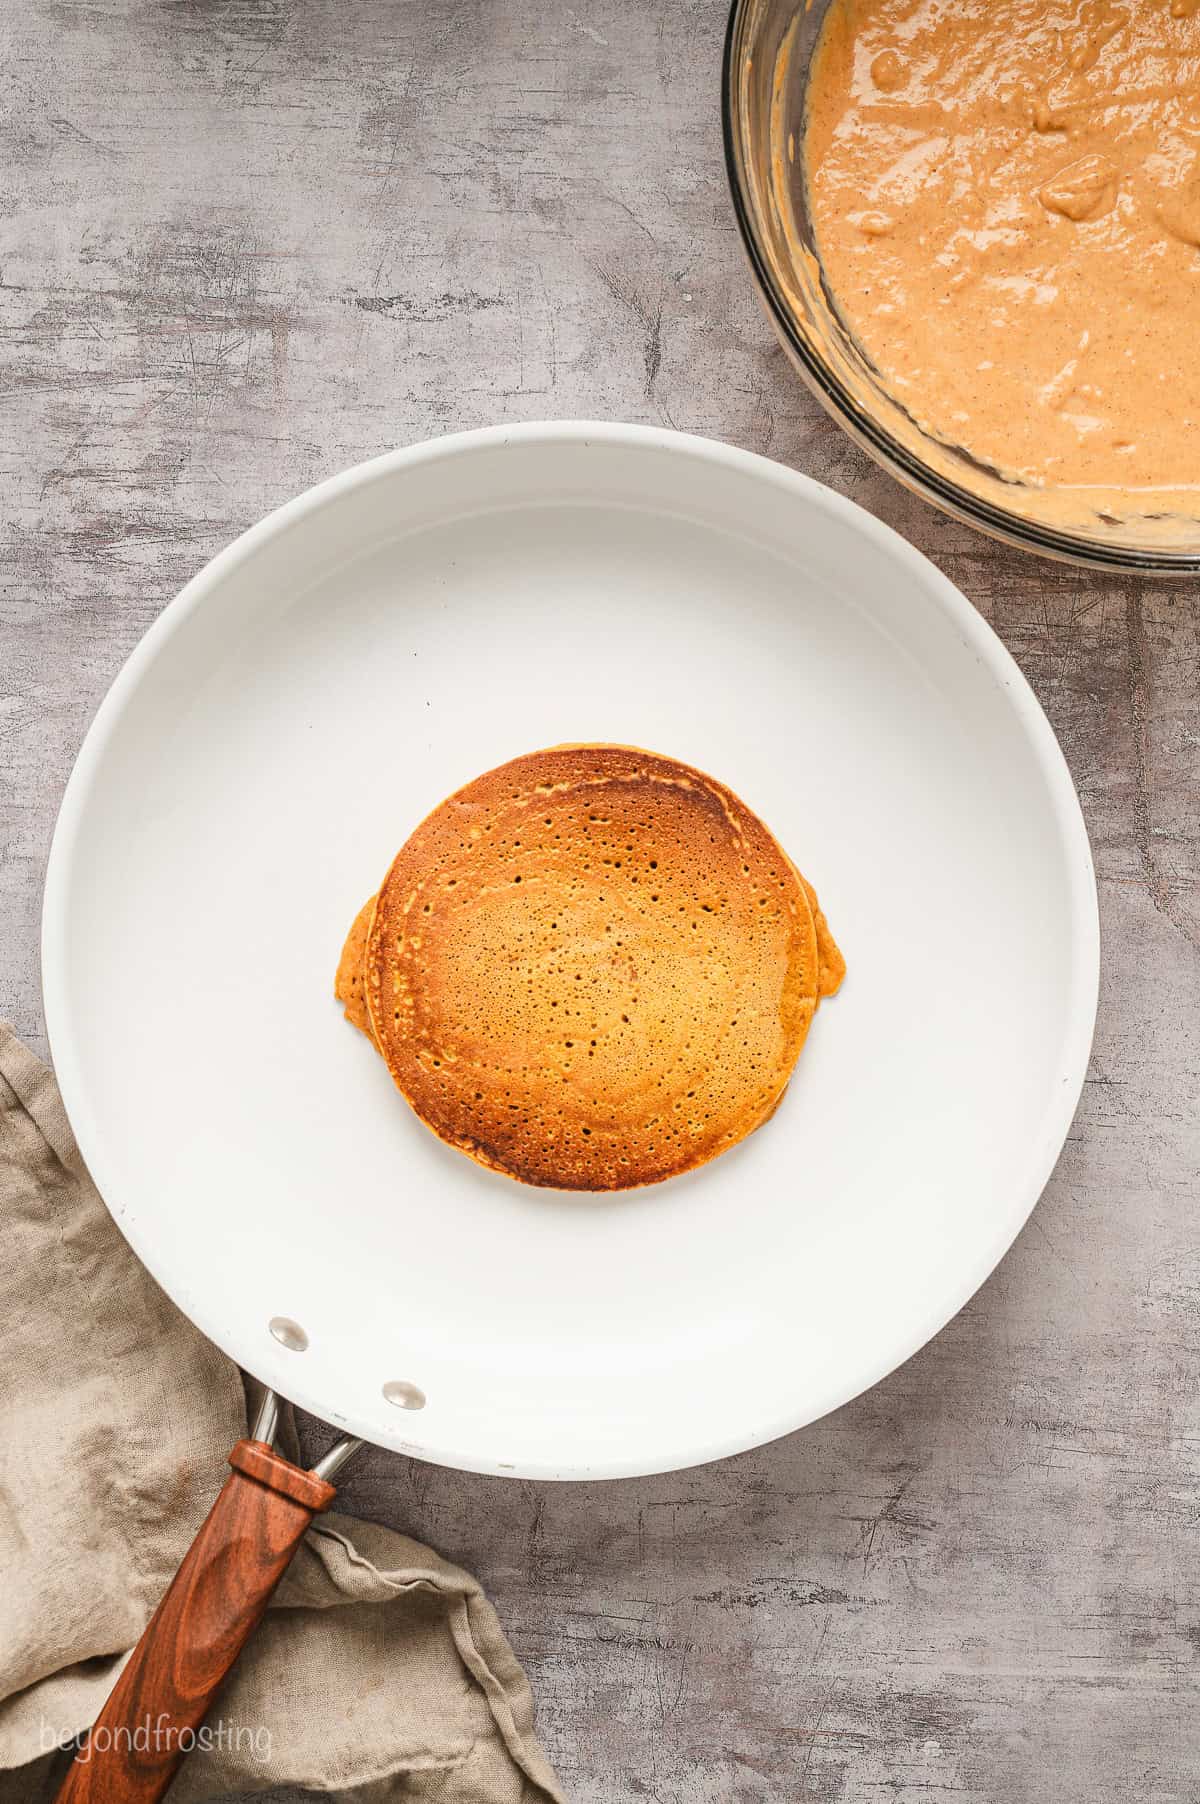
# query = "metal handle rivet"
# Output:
<box><xmin>382</xmin><ymin>1379</ymin><xmax>426</xmax><ymax>1410</ymax></box>
<box><xmin>269</xmin><ymin>1316</ymin><xmax>309</xmax><ymax>1352</ymax></box>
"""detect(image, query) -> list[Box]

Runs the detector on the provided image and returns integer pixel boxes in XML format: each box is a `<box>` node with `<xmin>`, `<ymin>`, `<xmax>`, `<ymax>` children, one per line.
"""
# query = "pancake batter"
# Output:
<box><xmin>803</xmin><ymin>0</ymin><xmax>1200</xmax><ymax>498</ymax></box>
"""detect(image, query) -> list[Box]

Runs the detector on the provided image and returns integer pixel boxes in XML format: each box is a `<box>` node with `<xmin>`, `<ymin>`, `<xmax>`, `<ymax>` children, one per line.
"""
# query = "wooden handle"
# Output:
<box><xmin>54</xmin><ymin>1440</ymin><xmax>335</xmax><ymax>1804</ymax></box>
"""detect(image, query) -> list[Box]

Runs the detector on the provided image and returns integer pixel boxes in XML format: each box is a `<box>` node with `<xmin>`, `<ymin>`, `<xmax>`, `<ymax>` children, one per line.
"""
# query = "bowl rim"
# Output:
<box><xmin>721</xmin><ymin>0</ymin><xmax>1200</xmax><ymax>576</ymax></box>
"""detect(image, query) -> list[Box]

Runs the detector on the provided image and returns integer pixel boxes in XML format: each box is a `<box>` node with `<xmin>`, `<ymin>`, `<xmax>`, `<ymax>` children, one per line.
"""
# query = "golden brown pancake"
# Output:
<box><xmin>800</xmin><ymin>876</ymin><xmax>846</xmax><ymax>1001</ymax></box>
<box><xmin>336</xmin><ymin>746</ymin><xmax>843</xmax><ymax>1190</ymax></box>
<box><xmin>335</xmin><ymin>895</ymin><xmax>375</xmax><ymax>1040</ymax></box>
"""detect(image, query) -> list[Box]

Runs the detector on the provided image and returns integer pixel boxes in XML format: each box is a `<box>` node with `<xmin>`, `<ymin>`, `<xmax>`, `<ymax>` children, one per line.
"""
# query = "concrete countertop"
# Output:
<box><xmin>2</xmin><ymin>3</ymin><xmax>1197</xmax><ymax>1798</ymax></box>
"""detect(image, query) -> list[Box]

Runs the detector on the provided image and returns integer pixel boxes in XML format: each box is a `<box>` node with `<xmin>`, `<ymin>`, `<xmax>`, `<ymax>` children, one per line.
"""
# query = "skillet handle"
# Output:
<box><xmin>53</xmin><ymin>1439</ymin><xmax>335</xmax><ymax>1804</ymax></box>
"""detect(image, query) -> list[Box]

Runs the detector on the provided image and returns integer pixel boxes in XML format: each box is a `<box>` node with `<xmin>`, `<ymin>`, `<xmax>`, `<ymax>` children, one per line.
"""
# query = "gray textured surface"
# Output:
<box><xmin>2</xmin><ymin>2</ymin><xmax>1199</xmax><ymax>1800</ymax></box>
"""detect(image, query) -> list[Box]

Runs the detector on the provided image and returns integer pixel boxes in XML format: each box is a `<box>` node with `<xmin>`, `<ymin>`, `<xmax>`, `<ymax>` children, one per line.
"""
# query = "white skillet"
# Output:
<box><xmin>43</xmin><ymin>422</ymin><xmax>1098</xmax><ymax>1483</ymax></box>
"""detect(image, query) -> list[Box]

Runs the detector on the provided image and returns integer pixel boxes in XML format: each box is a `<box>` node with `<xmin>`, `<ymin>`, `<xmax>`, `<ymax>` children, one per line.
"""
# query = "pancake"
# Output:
<box><xmin>336</xmin><ymin>745</ymin><xmax>844</xmax><ymax>1190</ymax></box>
<box><xmin>335</xmin><ymin>894</ymin><xmax>376</xmax><ymax>1040</ymax></box>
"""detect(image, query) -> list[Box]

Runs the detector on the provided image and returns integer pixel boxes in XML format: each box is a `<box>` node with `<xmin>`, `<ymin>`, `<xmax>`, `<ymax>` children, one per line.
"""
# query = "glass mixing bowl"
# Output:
<box><xmin>723</xmin><ymin>0</ymin><xmax>1200</xmax><ymax>573</ymax></box>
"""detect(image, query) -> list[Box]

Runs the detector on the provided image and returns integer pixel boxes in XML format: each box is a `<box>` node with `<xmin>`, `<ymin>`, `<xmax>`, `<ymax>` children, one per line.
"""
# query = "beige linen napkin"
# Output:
<box><xmin>0</xmin><ymin>1024</ymin><xmax>563</xmax><ymax>1804</ymax></box>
